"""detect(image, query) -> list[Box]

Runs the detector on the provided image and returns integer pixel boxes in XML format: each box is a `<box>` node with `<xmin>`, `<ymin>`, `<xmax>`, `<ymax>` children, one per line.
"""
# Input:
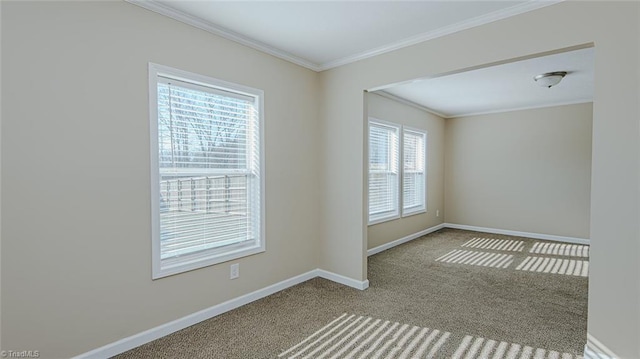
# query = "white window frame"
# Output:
<box><xmin>367</xmin><ymin>118</ymin><xmax>401</xmax><ymax>225</ymax></box>
<box><xmin>402</xmin><ymin>126</ymin><xmax>427</xmax><ymax>217</ymax></box>
<box><xmin>149</xmin><ymin>63</ymin><xmax>265</xmax><ymax>279</ymax></box>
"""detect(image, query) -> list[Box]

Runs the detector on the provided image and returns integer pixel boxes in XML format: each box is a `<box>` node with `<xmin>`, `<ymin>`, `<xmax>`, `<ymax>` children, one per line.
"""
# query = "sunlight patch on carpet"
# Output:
<box><xmin>461</xmin><ymin>238</ymin><xmax>524</xmax><ymax>252</ymax></box>
<box><xmin>516</xmin><ymin>256</ymin><xmax>589</xmax><ymax>277</ymax></box>
<box><xmin>452</xmin><ymin>334</ymin><xmax>582</xmax><ymax>359</ymax></box>
<box><xmin>280</xmin><ymin>314</ymin><xmax>583</xmax><ymax>359</ymax></box>
<box><xmin>435</xmin><ymin>249</ymin><xmax>513</xmax><ymax>269</ymax></box>
<box><xmin>530</xmin><ymin>243</ymin><xmax>589</xmax><ymax>257</ymax></box>
<box><xmin>279</xmin><ymin>313</ymin><xmax>451</xmax><ymax>359</ymax></box>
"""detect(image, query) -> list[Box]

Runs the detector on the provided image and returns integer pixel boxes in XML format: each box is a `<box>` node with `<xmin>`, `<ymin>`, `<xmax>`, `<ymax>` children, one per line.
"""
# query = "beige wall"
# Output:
<box><xmin>318</xmin><ymin>2</ymin><xmax>639</xmax><ymax>357</ymax></box>
<box><xmin>1</xmin><ymin>2</ymin><xmax>320</xmax><ymax>358</ymax></box>
<box><xmin>366</xmin><ymin>93</ymin><xmax>444</xmax><ymax>250</ymax></box>
<box><xmin>444</xmin><ymin>103</ymin><xmax>593</xmax><ymax>239</ymax></box>
<box><xmin>2</xmin><ymin>1</ymin><xmax>640</xmax><ymax>358</ymax></box>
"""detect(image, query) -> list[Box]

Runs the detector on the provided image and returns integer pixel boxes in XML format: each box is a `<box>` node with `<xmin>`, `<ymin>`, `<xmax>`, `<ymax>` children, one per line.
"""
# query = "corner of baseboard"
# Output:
<box><xmin>367</xmin><ymin>223</ymin><xmax>446</xmax><ymax>256</ymax></box>
<box><xmin>316</xmin><ymin>269</ymin><xmax>369</xmax><ymax>290</ymax></box>
<box><xmin>584</xmin><ymin>333</ymin><xmax>620</xmax><ymax>359</ymax></box>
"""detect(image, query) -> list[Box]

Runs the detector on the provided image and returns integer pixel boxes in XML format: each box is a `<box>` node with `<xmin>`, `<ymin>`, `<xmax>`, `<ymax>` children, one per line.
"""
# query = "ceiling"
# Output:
<box><xmin>380</xmin><ymin>47</ymin><xmax>594</xmax><ymax>118</ymax></box>
<box><xmin>130</xmin><ymin>0</ymin><xmax>590</xmax><ymax>117</ymax></box>
<box><xmin>130</xmin><ymin>0</ymin><xmax>560</xmax><ymax>71</ymax></box>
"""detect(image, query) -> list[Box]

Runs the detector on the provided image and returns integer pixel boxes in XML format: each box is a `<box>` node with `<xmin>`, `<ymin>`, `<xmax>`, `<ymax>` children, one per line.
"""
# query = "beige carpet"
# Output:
<box><xmin>114</xmin><ymin>229</ymin><xmax>588</xmax><ymax>358</ymax></box>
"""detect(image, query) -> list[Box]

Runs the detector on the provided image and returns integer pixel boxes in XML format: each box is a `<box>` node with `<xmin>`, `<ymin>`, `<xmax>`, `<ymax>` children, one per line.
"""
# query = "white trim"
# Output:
<box><xmin>72</xmin><ymin>269</ymin><xmax>367</xmax><ymax>359</ymax></box>
<box><xmin>374</xmin><ymin>91</ymin><xmax>448</xmax><ymax>119</ymax></box>
<box><xmin>317</xmin><ymin>1</ymin><xmax>564</xmax><ymax>71</ymax></box>
<box><xmin>316</xmin><ymin>269</ymin><xmax>370</xmax><ymax>290</ymax></box>
<box><xmin>401</xmin><ymin>127</ymin><xmax>428</xmax><ymax>217</ymax></box>
<box><xmin>148</xmin><ymin>63</ymin><xmax>266</xmax><ymax>279</ymax></box>
<box><xmin>368</xmin><ymin>223</ymin><xmax>446</xmax><ymax>256</ymax></box>
<box><xmin>376</xmin><ymin>91</ymin><xmax>592</xmax><ymax>120</ymax></box>
<box><xmin>444</xmin><ymin>223</ymin><xmax>590</xmax><ymax>245</ymax></box>
<box><xmin>584</xmin><ymin>333</ymin><xmax>619</xmax><ymax>359</ymax></box>
<box><xmin>127</xmin><ymin>0</ymin><xmax>561</xmax><ymax>72</ymax></box>
<box><xmin>447</xmin><ymin>99</ymin><xmax>594</xmax><ymax>119</ymax></box>
<box><xmin>126</xmin><ymin>0</ymin><xmax>321</xmax><ymax>72</ymax></box>
<box><xmin>367</xmin><ymin>118</ymin><xmax>402</xmax><ymax>226</ymax></box>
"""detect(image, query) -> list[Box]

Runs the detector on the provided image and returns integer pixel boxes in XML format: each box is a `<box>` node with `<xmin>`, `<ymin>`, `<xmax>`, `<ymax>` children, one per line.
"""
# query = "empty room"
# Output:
<box><xmin>1</xmin><ymin>1</ymin><xmax>639</xmax><ymax>359</ymax></box>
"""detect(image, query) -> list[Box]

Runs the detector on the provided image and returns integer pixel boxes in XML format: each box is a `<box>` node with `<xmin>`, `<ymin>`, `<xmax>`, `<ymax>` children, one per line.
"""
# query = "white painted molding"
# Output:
<box><xmin>126</xmin><ymin>0</ymin><xmax>562</xmax><ymax>72</ymax></box>
<box><xmin>317</xmin><ymin>0</ymin><xmax>564</xmax><ymax>71</ymax></box>
<box><xmin>316</xmin><ymin>269</ymin><xmax>370</xmax><ymax>290</ymax></box>
<box><xmin>447</xmin><ymin>99</ymin><xmax>594</xmax><ymax>119</ymax></box>
<box><xmin>125</xmin><ymin>0</ymin><xmax>322</xmax><ymax>72</ymax></box>
<box><xmin>584</xmin><ymin>333</ymin><xmax>619</xmax><ymax>359</ymax></box>
<box><xmin>368</xmin><ymin>223</ymin><xmax>446</xmax><ymax>256</ymax></box>
<box><xmin>374</xmin><ymin>91</ymin><xmax>449</xmax><ymax>119</ymax></box>
<box><xmin>444</xmin><ymin>223</ymin><xmax>590</xmax><ymax>245</ymax></box>
<box><xmin>72</xmin><ymin>269</ymin><xmax>367</xmax><ymax>359</ymax></box>
<box><xmin>367</xmin><ymin>222</ymin><xmax>588</xmax><ymax>259</ymax></box>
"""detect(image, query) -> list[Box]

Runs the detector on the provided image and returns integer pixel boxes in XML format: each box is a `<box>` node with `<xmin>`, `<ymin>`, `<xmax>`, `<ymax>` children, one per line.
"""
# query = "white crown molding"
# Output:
<box><xmin>318</xmin><ymin>0</ymin><xmax>565</xmax><ymax>71</ymax></box>
<box><xmin>447</xmin><ymin>98</ymin><xmax>594</xmax><ymax>119</ymax></box>
<box><xmin>374</xmin><ymin>92</ymin><xmax>591</xmax><ymax>120</ymax></box>
<box><xmin>125</xmin><ymin>0</ymin><xmax>322</xmax><ymax>72</ymax></box>
<box><xmin>126</xmin><ymin>0</ymin><xmax>562</xmax><ymax>73</ymax></box>
<box><xmin>374</xmin><ymin>91</ymin><xmax>449</xmax><ymax>119</ymax></box>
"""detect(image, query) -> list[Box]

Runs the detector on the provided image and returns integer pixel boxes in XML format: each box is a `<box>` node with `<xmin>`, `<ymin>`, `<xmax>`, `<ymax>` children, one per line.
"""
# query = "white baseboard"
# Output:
<box><xmin>367</xmin><ymin>223</ymin><xmax>446</xmax><ymax>256</ymax></box>
<box><xmin>317</xmin><ymin>269</ymin><xmax>370</xmax><ymax>290</ymax></box>
<box><xmin>367</xmin><ymin>222</ymin><xmax>589</xmax><ymax>259</ymax></box>
<box><xmin>584</xmin><ymin>333</ymin><xmax>619</xmax><ymax>358</ymax></box>
<box><xmin>72</xmin><ymin>268</ymin><xmax>365</xmax><ymax>359</ymax></box>
<box><xmin>444</xmin><ymin>223</ymin><xmax>590</xmax><ymax>245</ymax></box>
<box><xmin>73</xmin><ymin>221</ymin><xmax>590</xmax><ymax>359</ymax></box>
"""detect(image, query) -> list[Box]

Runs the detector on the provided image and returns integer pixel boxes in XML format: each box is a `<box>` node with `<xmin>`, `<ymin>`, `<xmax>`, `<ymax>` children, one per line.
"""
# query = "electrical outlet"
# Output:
<box><xmin>436</xmin><ymin>210</ymin><xmax>440</xmax><ymax>217</ymax></box>
<box><xmin>230</xmin><ymin>263</ymin><xmax>240</xmax><ymax>279</ymax></box>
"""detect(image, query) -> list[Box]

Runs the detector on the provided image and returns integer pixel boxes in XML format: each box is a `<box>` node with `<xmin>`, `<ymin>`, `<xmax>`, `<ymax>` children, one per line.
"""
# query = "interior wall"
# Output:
<box><xmin>366</xmin><ymin>93</ymin><xmax>445</xmax><ymax>250</ymax></box>
<box><xmin>0</xmin><ymin>2</ymin><xmax>320</xmax><ymax>357</ymax></box>
<box><xmin>318</xmin><ymin>2</ymin><xmax>639</xmax><ymax>356</ymax></box>
<box><xmin>444</xmin><ymin>103</ymin><xmax>593</xmax><ymax>239</ymax></box>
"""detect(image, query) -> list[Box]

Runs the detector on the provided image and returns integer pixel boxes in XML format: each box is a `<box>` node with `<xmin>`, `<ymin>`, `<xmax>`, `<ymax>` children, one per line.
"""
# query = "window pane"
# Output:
<box><xmin>157</xmin><ymin>80</ymin><xmax>260</xmax><ymax>264</ymax></box>
<box><xmin>403</xmin><ymin>130</ymin><xmax>426</xmax><ymax>215</ymax></box>
<box><xmin>369</xmin><ymin>121</ymin><xmax>400</xmax><ymax>223</ymax></box>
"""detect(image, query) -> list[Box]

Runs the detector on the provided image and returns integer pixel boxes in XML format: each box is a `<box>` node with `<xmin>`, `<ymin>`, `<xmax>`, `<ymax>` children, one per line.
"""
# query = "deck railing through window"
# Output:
<box><xmin>158</xmin><ymin>174</ymin><xmax>252</xmax><ymax>259</ymax></box>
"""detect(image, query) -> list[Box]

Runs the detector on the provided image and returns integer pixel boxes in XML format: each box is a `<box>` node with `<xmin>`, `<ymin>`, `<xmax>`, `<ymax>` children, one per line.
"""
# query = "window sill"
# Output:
<box><xmin>402</xmin><ymin>208</ymin><xmax>427</xmax><ymax>218</ymax></box>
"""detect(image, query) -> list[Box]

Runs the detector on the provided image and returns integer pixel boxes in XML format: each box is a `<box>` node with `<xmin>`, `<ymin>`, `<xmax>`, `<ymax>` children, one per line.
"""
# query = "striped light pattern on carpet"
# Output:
<box><xmin>453</xmin><ymin>335</ymin><xmax>581</xmax><ymax>359</ymax></box>
<box><xmin>461</xmin><ymin>238</ymin><xmax>525</xmax><ymax>252</ymax></box>
<box><xmin>279</xmin><ymin>313</ymin><xmax>451</xmax><ymax>359</ymax></box>
<box><xmin>515</xmin><ymin>256</ymin><xmax>589</xmax><ymax>277</ymax></box>
<box><xmin>280</xmin><ymin>314</ymin><xmax>582</xmax><ymax>359</ymax></box>
<box><xmin>530</xmin><ymin>243</ymin><xmax>589</xmax><ymax>258</ymax></box>
<box><xmin>435</xmin><ymin>249</ymin><xmax>513</xmax><ymax>269</ymax></box>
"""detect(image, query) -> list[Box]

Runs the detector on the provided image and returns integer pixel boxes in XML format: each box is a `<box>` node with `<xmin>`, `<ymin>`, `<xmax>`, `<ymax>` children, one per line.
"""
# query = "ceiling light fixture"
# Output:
<box><xmin>534</xmin><ymin>71</ymin><xmax>567</xmax><ymax>88</ymax></box>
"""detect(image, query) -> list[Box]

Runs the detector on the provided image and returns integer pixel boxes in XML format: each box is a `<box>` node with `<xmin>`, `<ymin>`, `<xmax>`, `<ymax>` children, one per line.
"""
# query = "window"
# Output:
<box><xmin>368</xmin><ymin>119</ymin><xmax>400</xmax><ymax>224</ymax></box>
<box><xmin>149</xmin><ymin>63</ymin><xmax>264</xmax><ymax>279</ymax></box>
<box><xmin>368</xmin><ymin>119</ymin><xmax>428</xmax><ymax>225</ymax></box>
<box><xmin>402</xmin><ymin>128</ymin><xmax>427</xmax><ymax>216</ymax></box>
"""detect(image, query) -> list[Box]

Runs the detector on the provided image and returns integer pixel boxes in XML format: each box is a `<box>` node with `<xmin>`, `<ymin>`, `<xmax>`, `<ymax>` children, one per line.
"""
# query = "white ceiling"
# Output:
<box><xmin>130</xmin><ymin>0</ymin><xmax>560</xmax><ymax>71</ymax></box>
<box><xmin>130</xmin><ymin>0</ymin><xmax>590</xmax><ymax>117</ymax></box>
<box><xmin>380</xmin><ymin>47</ymin><xmax>594</xmax><ymax>118</ymax></box>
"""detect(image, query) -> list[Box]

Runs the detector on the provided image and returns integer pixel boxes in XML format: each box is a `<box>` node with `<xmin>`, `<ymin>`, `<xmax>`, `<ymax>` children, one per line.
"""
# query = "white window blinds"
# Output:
<box><xmin>150</xmin><ymin>64</ymin><xmax>264</xmax><ymax>279</ymax></box>
<box><xmin>368</xmin><ymin>120</ymin><xmax>400</xmax><ymax>223</ymax></box>
<box><xmin>403</xmin><ymin>129</ymin><xmax>426</xmax><ymax>215</ymax></box>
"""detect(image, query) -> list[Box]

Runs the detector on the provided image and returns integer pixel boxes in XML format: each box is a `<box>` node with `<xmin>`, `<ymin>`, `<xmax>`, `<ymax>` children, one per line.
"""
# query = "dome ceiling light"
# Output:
<box><xmin>534</xmin><ymin>71</ymin><xmax>568</xmax><ymax>88</ymax></box>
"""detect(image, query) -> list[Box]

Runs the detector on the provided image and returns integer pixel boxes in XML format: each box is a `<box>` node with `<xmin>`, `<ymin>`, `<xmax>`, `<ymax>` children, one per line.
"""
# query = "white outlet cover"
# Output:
<box><xmin>230</xmin><ymin>263</ymin><xmax>240</xmax><ymax>279</ymax></box>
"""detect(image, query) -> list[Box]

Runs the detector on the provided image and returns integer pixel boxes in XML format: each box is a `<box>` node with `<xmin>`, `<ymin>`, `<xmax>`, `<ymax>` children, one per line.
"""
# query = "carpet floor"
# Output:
<box><xmin>114</xmin><ymin>228</ymin><xmax>588</xmax><ymax>358</ymax></box>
